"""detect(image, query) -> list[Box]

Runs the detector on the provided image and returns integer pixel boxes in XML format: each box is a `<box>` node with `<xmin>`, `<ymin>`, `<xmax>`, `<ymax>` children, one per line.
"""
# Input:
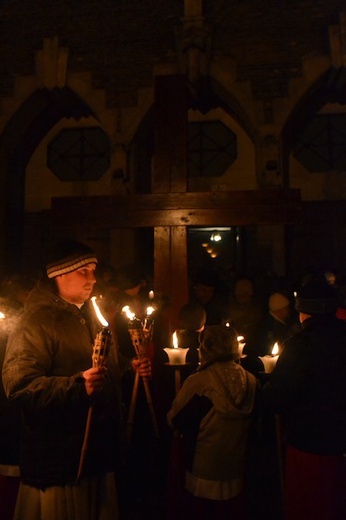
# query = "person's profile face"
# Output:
<box><xmin>55</xmin><ymin>263</ymin><xmax>97</xmax><ymax>305</ymax></box>
<box><xmin>280</xmin><ymin>305</ymin><xmax>291</xmax><ymax>322</ymax></box>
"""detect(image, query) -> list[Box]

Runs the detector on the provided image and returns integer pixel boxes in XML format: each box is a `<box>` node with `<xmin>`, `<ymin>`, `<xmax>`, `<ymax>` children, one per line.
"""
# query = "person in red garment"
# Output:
<box><xmin>263</xmin><ymin>278</ymin><xmax>346</xmax><ymax>520</ymax></box>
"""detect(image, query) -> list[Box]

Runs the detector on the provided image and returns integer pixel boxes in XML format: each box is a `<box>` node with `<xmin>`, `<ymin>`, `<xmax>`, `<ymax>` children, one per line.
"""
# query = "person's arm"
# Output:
<box><xmin>262</xmin><ymin>337</ymin><xmax>307</xmax><ymax>413</ymax></box>
<box><xmin>2</xmin><ymin>318</ymin><xmax>90</xmax><ymax>411</ymax></box>
<box><xmin>168</xmin><ymin>392</ymin><xmax>213</xmax><ymax>433</ymax></box>
<box><xmin>167</xmin><ymin>374</ymin><xmax>212</xmax><ymax>429</ymax></box>
<box><xmin>167</xmin><ymin>375</ymin><xmax>213</xmax><ymax>471</ymax></box>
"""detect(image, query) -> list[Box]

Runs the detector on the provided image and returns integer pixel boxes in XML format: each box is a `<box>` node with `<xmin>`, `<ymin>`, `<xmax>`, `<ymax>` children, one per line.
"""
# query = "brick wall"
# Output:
<box><xmin>0</xmin><ymin>0</ymin><xmax>343</xmax><ymax>106</ymax></box>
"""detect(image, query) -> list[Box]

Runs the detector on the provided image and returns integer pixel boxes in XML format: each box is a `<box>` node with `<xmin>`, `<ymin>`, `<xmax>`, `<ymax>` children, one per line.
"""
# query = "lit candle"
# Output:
<box><xmin>149</xmin><ymin>290</ymin><xmax>154</xmax><ymax>300</ymax></box>
<box><xmin>237</xmin><ymin>335</ymin><xmax>246</xmax><ymax>358</ymax></box>
<box><xmin>259</xmin><ymin>342</ymin><xmax>280</xmax><ymax>373</ymax></box>
<box><xmin>164</xmin><ymin>332</ymin><xmax>189</xmax><ymax>365</ymax></box>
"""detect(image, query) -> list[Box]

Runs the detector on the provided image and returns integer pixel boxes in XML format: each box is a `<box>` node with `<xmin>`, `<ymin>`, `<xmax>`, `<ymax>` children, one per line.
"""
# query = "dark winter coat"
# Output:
<box><xmin>263</xmin><ymin>314</ymin><xmax>346</xmax><ymax>455</ymax></box>
<box><xmin>2</xmin><ymin>280</ymin><xmax>128</xmax><ymax>489</ymax></box>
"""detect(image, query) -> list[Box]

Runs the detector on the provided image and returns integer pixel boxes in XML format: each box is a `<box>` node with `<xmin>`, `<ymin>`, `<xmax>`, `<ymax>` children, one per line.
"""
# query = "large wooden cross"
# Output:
<box><xmin>52</xmin><ymin>75</ymin><xmax>301</xmax><ymax>329</ymax></box>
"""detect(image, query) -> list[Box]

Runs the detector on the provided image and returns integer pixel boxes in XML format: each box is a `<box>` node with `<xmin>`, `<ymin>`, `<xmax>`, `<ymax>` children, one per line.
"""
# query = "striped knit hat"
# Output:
<box><xmin>46</xmin><ymin>241</ymin><xmax>98</xmax><ymax>279</ymax></box>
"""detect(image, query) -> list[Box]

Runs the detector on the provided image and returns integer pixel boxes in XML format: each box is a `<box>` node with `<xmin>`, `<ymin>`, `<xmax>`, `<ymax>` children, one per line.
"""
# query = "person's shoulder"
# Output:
<box><xmin>16</xmin><ymin>283</ymin><xmax>65</xmax><ymax>328</ymax></box>
<box><xmin>179</xmin><ymin>368</ymin><xmax>207</xmax><ymax>392</ymax></box>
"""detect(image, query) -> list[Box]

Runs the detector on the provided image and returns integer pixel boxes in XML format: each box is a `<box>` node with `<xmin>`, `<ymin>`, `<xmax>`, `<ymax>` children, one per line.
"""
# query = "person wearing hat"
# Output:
<box><xmin>263</xmin><ymin>279</ymin><xmax>346</xmax><ymax>520</ymax></box>
<box><xmin>2</xmin><ymin>241</ymin><xmax>151</xmax><ymax>520</ymax></box>
<box><xmin>244</xmin><ymin>291</ymin><xmax>296</xmax><ymax>358</ymax></box>
<box><xmin>167</xmin><ymin>324</ymin><xmax>257</xmax><ymax>520</ymax></box>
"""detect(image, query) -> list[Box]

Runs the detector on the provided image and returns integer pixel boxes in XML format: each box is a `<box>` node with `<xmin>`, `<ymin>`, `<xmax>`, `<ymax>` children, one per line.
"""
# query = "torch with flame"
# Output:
<box><xmin>143</xmin><ymin>306</ymin><xmax>155</xmax><ymax>342</ymax></box>
<box><xmin>90</xmin><ymin>297</ymin><xmax>112</xmax><ymax>368</ymax></box>
<box><xmin>122</xmin><ymin>304</ymin><xmax>159</xmax><ymax>441</ymax></box>
<box><xmin>76</xmin><ymin>296</ymin><xmax>112</xmax><ymax>482</ymax></box>
<box><xmin>122</xmin><ymin>304</ymin><xmax>154</xmax><ymax>359</ymax></box>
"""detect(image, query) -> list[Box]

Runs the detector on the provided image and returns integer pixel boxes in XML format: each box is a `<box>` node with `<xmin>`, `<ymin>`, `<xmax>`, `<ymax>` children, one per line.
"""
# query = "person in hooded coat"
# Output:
<box><xmin>167</xmin><ymin>324</ymin><xmax>257</xmax><ymax>520</ymax></box>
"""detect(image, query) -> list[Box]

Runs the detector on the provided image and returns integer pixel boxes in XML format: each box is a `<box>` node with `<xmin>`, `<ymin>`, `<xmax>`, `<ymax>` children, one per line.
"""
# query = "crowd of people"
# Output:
<box><xmin>0</xmin><ymin>244</ymin><xmax>346</xmax><ymax>520</ymax></box>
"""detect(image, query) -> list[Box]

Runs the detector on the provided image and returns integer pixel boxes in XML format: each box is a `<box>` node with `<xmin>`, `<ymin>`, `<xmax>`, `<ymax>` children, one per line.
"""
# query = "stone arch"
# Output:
<box><xmin>0</xmin><ymin>86</ymin><xmax>96</xmax><ymax>272</ymax></box>
<box><xmin>129</xmin><ymin>76</ymin><xmax>259</xmax><ymax>194</ymax></box>
<box><xmin>281</xmin><ymin>66</ymin><xmax>346</xmax><ymax>187</ymax></box>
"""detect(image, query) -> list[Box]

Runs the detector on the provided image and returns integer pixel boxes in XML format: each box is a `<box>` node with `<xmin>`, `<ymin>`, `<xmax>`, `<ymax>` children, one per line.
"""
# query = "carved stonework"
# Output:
<box><xmin>259</xmin><ymin>134</ymin><xmax>282</xmax><ymax>188</ymax></box>
<box><xmin>175</xmin><ymin>0</ymin><xmax>212</xmax><ymax>103</ymax></box>
<box><xmin>35</xmin><ymin>37</ymin><xmax>69</xmax><ymax>89</ymax></box>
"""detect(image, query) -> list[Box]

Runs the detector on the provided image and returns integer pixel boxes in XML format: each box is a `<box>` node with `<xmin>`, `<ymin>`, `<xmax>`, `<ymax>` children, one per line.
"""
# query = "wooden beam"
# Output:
<box><xmin>51</xmin><ymin>189</ymin><xmax>302</xmax><ymax>227</ymax></box>
<box><xmin>154</xmin><ymin>226</ymin><xmax>171</xmax><ymax>297</ymax></box>
<box><xmin>153</xmin><ymin>75</ymin><xmax>188</xmax><ymax>193</ymax></box>
<box><xmin>170</xmin><ymin>225</ymin><xmax>189</xmax><ymax>328</ymax></box>
<box><xmin>153</xmin><ymin>225</ymin><xmax>189</xmax><ymax>332</ymax></box>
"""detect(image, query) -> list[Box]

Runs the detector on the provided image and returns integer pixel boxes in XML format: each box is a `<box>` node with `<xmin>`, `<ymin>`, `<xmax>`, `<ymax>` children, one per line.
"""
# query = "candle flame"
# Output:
<box><xmin>237</xmin><ymin>335</ymin><xmax>244</xmax><ymax>342</ymax></box>
<box><xmin>146</xmin><ymin>306</ymin><xmax>155</xmax><ymax>316</ymax></box>
<box><xmin>172</xmin><ymin>331</ymin><xmax>178</xmax><ymax>349</ymax></box>
<box><xmin>149</xmin><ymin>290</ymin><xmax>154</xmax><ymax>300</ymax></box>
<box><xmin>91</xmin><ymin>296</ymin><xmax>109</xmax><ymax>327</ymax></box>
<box><xmin>122</xmin><ymin>305</ymin><xmax>135</xmax><ymax>320</ymax></box>
<box><xmin>271</xmin><ymin>342</ymin><xmax>279</xmax><ymax>356</ymax></box>
<box><xmin>0</xmin><ymin>311</ymin><xmax>5</xmax><ymax>319</ymax></box>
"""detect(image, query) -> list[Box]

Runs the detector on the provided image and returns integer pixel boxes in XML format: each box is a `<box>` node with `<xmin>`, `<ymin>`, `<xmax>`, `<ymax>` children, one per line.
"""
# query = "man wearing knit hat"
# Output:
<box><xmin>2</xmin><ymin>240</ymin><xmax>150</xmax><ymax>520</ymax></box>
<box><xmin>263</xmin><ymin>279</ymin><xmax>346</xmax><ymax>520</ymax></box>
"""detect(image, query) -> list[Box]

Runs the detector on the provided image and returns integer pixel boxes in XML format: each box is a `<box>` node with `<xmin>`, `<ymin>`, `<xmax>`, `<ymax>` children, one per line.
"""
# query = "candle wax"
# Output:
<box><xmin>259</xmin><ymin>354</ymin><xmax>279</xmax><ymax>373</ymax></box>
<box><xmin>164</xmin><ymin>347</ymin><xmax>189</xmax><ymax>365</ymax></box>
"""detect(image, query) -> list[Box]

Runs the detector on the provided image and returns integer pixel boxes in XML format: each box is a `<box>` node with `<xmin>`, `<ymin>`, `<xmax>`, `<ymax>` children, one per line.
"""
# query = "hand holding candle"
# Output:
<box><xmin>259</xmin><ymin>342</ymin><xmax>280</xmax><ymax>373</ymax></box>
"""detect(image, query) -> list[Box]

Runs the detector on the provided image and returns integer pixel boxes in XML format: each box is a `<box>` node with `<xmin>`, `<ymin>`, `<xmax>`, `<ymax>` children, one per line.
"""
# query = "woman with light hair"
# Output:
<box><xmin>167</xmin><ymin>324</ymin><xmax>257</xmax><ymax>520</ymax></box>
